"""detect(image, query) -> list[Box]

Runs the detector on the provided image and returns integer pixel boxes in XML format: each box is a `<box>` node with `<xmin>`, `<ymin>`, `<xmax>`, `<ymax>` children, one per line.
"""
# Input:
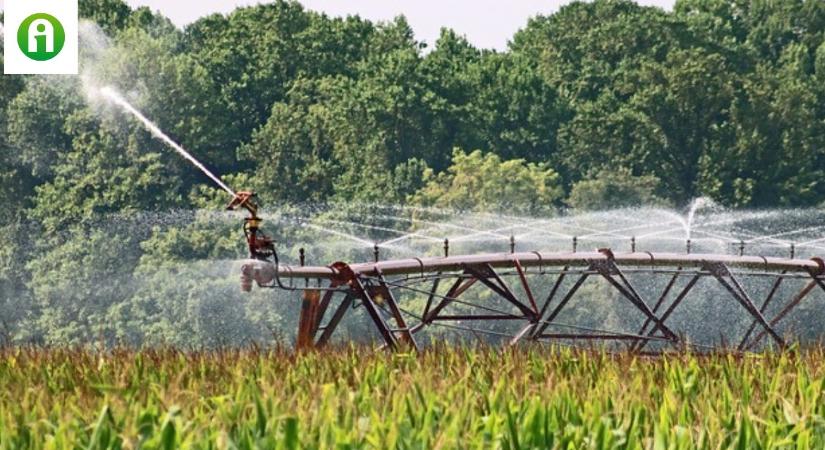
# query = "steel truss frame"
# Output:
<box><xmin>241</xmin><ymin>249</ymin><xmax>825</xmax><ymax>352</ymax></box>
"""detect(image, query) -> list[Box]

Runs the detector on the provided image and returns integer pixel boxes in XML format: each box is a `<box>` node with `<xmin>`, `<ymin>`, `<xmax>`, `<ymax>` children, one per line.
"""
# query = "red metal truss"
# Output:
<box><xmin>240</xmin><ymin>249</ymin><xmax>825</xmax><ymax>352</ymax></box>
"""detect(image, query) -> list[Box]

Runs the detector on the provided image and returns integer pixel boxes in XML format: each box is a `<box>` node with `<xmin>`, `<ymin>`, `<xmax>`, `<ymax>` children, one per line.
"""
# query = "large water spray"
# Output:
<box><xmin>80</xmin><ymin>86</ymin><xmax>825</xmax><ymax>261</ymax></box>
<box><xmin>99</xmin><ymin>87</ymin><xmax>236</xmax><ymax>197</ymax></box>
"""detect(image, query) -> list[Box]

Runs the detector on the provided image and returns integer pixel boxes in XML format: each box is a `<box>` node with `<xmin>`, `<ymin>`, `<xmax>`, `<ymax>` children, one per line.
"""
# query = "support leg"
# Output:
<box><xmin>296</xmin><ymin>289</ymin><xmax>321</xmax><ymax>351</ymax></box>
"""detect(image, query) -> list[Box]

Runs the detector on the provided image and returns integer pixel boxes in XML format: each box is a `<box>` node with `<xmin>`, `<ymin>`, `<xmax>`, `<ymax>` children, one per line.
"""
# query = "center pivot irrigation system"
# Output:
<box><xmin>101</xmin><ymin>87</ymin><xmax>825</xmax><ymax>353</ymax></box>
<box><xmin>228</xmin><ymin>192</ymin><xmax>825</xmax><ymax>353</ymax></box>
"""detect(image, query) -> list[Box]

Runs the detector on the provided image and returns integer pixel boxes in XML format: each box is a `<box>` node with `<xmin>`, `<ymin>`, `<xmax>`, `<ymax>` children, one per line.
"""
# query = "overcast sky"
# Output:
<box><xmin>0</xmin><ymin>0</ymin><xmax>677</xmax><ymax>49</ymax></box>
<box><xmin>15</xmin><ymin>0</ymin><xmax>672</xmax><ymax>50</ymax></box>
<box><xmin>129</xmin><ymin>0</ymin><xmax>677</xmax><ymax>49</ymax></box>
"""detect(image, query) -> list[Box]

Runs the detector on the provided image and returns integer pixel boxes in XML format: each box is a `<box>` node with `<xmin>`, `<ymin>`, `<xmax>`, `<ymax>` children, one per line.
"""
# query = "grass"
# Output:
<box><xmin>1</xmin><ymin>345</ymin><xmax>824</xmax><ymax>449</ymax></box>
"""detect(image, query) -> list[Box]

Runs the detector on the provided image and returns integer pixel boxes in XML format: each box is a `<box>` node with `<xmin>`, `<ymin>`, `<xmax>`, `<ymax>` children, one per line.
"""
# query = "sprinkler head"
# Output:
<box><xmin>228</xmin><ymin>191</ymin><xmax>276</xmax><ymax>261</ymax></box>
<box><xmin>227</xmin><ymin>191</ymin><xmax>260</xmax><ymax>217</ymax></box>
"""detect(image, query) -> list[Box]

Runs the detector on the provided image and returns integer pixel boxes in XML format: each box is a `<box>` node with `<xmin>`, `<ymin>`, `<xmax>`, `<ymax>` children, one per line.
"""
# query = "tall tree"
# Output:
<box><xmin>465</xmin><ymin>52</ymin><xmax>569</xmax><ymax>163</ymax></box>
<box><xmin>698</xmin><ymin>44</ymin><xmax>825</xmax><ymax>206</ymax></box>
<box><xmin>412</xmin><ymin>149</ymin><xmax>562</xmax><ymax>215</ymax></box>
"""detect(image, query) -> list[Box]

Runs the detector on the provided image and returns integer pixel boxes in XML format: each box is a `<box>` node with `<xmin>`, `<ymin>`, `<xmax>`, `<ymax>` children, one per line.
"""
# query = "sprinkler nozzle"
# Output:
<box><xmin>227</xmin><ymin>191</ymin><xmax>259</xmax><ymax>216</ymax></box>
<box><xmin>228</xmin><ymin>191</ymin><xmax>276</xmax><ymax>261</ymax></box>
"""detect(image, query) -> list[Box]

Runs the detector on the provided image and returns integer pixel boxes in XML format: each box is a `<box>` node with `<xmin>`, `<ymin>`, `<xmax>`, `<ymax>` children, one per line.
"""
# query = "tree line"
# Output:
<box><xmin>1</xmin><ymin>0</ymin><xmax>824</xmax><ymax>345</ymax></box>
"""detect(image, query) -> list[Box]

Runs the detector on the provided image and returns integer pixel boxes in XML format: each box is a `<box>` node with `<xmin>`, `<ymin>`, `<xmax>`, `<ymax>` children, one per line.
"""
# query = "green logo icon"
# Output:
<box><xmin>17</xmin><ymin>13</ymin><xmax>66</xmax><ymax>61</ymax></box>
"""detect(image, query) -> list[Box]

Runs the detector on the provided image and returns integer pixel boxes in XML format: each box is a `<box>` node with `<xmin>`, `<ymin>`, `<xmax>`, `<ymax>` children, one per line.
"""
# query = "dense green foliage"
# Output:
<box><xmin>2</xmin><ymin>346</ymin><xmax>825</xmax><ymax>448</ymax></box>
<box><xmin>412</xmin><ymin>149</ymin><xmax>562</xmax><ymax>215</ymax></box>
<box><xmin>1</xmin><ymin>0</ymin><xmax>825</xmax><ymax>344</ymax></box>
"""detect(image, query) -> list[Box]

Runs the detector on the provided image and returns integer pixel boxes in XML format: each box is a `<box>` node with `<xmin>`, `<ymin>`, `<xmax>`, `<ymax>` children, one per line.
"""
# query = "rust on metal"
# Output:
<box><xmin>242</xmin><ymin>251</ymin><xmax>825</xmax><ymax>281</ymax></box>
<box><xmin>296</xmin><ymin>289</ymin><xmax>321</xmax><ymax>351</ymax></box>
<box><xmin>238</xmin><ymin>248</ymin><xmax>825</xmax><ymax>353</ymax></box>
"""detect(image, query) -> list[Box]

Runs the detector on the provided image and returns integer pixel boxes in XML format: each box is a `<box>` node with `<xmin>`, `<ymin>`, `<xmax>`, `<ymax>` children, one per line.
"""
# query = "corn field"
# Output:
<box><xmin>1</xmin><ymin>345</ymin><xmax>825</xmax><ymax>449</ymax></box>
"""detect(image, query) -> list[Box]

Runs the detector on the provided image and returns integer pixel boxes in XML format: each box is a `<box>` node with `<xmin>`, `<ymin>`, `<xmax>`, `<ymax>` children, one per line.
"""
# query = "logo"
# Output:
<box><xmin>17</xmin><ymin>13</ymin><xmax>66</xmax><ymax>61</ymax></box>
<box><xmin>4</xmin><ymin>0</ymin><xmax>78</xmax><ymax>75</ymax></box>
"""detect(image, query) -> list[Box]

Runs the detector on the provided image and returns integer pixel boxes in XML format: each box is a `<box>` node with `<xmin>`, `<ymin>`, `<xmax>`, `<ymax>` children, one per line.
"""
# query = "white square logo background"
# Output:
<box><xmin>4</xmin><ymin>0</ymin><xmax>78</xmax><ymax>74</ymax></box>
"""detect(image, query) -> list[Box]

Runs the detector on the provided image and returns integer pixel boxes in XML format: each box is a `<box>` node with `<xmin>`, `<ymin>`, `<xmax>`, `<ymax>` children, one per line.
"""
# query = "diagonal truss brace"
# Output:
<box><xmin>746</xmin><ymin>273</ymin><xmax>825</xmax><ymax>350</ymax></box>
<box><xmin>288</xmin><ymin>257</ymin><xmax>825</xmax><ymax>353</ymax></box>
<box><xmin>592</xmin><ymin>257</ymin><xmax>678</xmax><ymax>342</ymax></box>
<box><xmin>463</xmin><ymin>264</ymin><xmax>538</xmax><ymax>320</ymax></box>
<box><xmin>705</xmin><ymin>262</ymin><xmax>785</xmax><ymax>349</ymax></box>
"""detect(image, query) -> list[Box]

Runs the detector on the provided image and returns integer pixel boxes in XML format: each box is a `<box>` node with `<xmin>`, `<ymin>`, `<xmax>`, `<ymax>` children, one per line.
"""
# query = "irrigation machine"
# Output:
<box><xmin>228</xmin><ymin>192</ymin><xmax>825</xmax><ymax>354</ymax></box>
<box><xmin>99</xmin><ymin>85</ymin><xmax>825</xmax><ymax>354</ymax></box>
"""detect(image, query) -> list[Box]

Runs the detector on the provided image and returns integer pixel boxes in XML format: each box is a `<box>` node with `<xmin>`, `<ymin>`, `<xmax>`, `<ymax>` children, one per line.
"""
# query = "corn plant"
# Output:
<box><xmin>1</xmin><ymin>345</ymin><xmax>824</xmax><ymax>449</ymax></box>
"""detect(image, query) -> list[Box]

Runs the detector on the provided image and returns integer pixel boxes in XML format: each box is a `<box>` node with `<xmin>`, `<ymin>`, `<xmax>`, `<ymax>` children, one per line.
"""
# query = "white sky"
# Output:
<box><xmin>0</xmin><ymin>0</ymin><xmax>676</xmax><ymax>50</ymax></box>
